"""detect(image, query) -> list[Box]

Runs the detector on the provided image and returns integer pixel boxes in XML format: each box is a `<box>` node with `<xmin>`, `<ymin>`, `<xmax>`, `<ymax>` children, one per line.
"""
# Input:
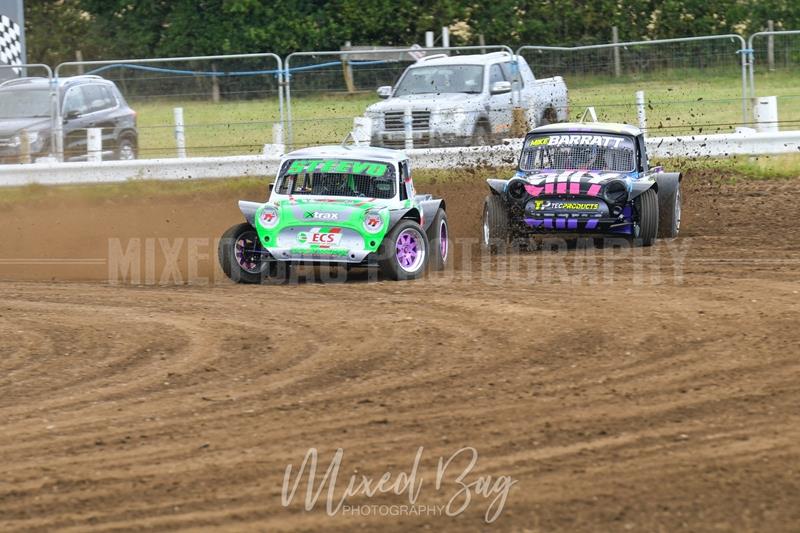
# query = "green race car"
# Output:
<box><xmin>218</xmin><ymin>145</ymin><xmax>449</xmax><ymax>283</ymax></box>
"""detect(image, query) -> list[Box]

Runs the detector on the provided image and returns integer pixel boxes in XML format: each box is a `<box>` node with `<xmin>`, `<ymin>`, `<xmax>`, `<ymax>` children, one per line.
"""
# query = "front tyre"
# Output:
<box><xmin>218</xmin><ymin>223</ymin><xmax>272</xmax><ymax>284</ymax></box>
<box><xmin>634</xmin><ymin>188</ymin><xmax>659</xmax><ymax>247</ymax></box>
<box><xmin>482</xmin><ymin>195</ymin><xmax>510</xmax><ymax>254</ymax></box>
<box><xmin>658</xmin><ymin>183</ymin><xmax>681</xmax><ymax>238</ymax></box>
<box><xmin>379</xmin><ymin>220</ymin><xmax>429</xmax><ymax>280</ymax></box>
<box><xmin>427</xmin><ymin>209</ymin><xmax>449</xmax><ymax>271</ymax></box>
<box><xmin>471</xmin><ymin>122</ymin><xmax>491</xmax><ymax>146</ymax></box>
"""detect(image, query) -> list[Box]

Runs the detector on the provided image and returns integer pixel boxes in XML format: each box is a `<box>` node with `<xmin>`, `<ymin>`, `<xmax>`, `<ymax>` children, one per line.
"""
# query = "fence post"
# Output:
<box><xmin>263</xmin><ymin>123</ymin><xmax>285</xmax><ymax>156</ymax></box>
<box><xmin>753</xmin><ymin>96</ymin><xmax>779</xmax><ymax>133</ymax></box>
<box><xmin>767</xmin><ymin>20</ymin><xmax>775</xmax><ymax>71</ymax></box>
<box><xmin>479</xmin><ymin>34</ymin><xmax>486</xmax><ymax>54</ymax></box>
<box><xmin>211</xmin><ymin>63</ymin><xmax>220</xmax><ymax>103</ymax></box>
<box><xmin>86</xmin><ymin>128</ymin><xmax>102</xmax><ymax>162</ymax></box>
<box><xmin>342</xmin><ymin>41</ymin><xmax>356</xmax><ymax>93</ymax></box>
<box><xmin>54</xmin><ymin>87</ymin><xmax>64</xmax><ymax>162</ymax></box>
<box><xmin>442</xmin><ymin>27</ymin><xmax>450</xmax><ymax>49</ymax></box>
<box><xmin>75</xmin><ymin>50</ymin><xmax>84</xmax><ymax>75</ymax></box>
<box><xmin>404</xmin><ymin>107</ymin><xmax>413</xmax><ymax>150</ymax></box>
<box><xmin>635</xmin><ymin>91</ymin><xmax>647</xmax><ymax>135</ymax></box>
<box><xmin>425</xmin><ymin>32</ymin><xmax>435</xmax><ymax>48</ymax></box>
<box><xmin>19</xmin><ymin>130</ymin><xmax>31</xmax><ymax>164</ymax></box>
<box><xmin>352</xmin><ymin>117</ymin><xmax>371</xmax><ymax>145</ymax></box>
<box><xmin>612</xmin><ymin>26</ymin><xmax>621</xmax><ymax>77</ymax></box>
<box><xmin>174</xmin><ymin>107</ymin><xmax>187</xmax><ymax>158</ymax></box>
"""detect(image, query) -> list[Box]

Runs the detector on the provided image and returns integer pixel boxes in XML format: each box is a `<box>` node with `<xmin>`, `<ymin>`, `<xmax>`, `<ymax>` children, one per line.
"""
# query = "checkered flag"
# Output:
<box><xmin>0</xmin><ymin>15</ymin><xmax>22</xmax><ymax>75</ymax></box>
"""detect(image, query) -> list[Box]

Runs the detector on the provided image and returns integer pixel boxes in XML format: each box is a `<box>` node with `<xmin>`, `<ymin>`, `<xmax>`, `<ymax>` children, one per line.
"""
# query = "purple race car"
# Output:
<box><xmin>482</xmin><ymin>121</ymin><xmax>681</xmax><ymax>251</ymax></box>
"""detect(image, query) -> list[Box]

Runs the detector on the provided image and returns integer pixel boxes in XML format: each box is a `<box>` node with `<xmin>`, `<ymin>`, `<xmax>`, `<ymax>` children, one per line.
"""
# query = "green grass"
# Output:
<box><xmin>565</xmin><ymin>70</ymin><xmax>800</xmax><ymax>135</ymax></box>
<box><xmin>132</xmin><ymin>93</ymin><xmax>375</xmax><ymax>158</ymax></box>
<box><xmin>127</xmin><ymin>68</ymin><xmax>800</xmax><ymax>159</ymax></box>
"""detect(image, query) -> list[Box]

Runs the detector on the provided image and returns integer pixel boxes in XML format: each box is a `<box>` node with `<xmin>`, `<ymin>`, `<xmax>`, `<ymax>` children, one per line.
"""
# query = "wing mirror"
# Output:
<box><xmin>376</xmin><ymin>86</ymin><xmax>393</xmax><ymax>99</ymax></box>
<box><xmin>64</xmin><ymin>110</ymin><xmax>81</xmax><ymax>121</ymax></box>
<box><xmin>490</xmin><ymin>81</ymin><xmax>512</xmax><ymax>95</ymax></box>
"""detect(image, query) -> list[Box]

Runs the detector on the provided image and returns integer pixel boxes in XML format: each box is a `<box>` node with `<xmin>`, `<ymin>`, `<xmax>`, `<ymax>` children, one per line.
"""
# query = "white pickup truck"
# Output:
<box><xmin>365</xmin><ymin>51</ymin><xmax>568</xmax><ymax>148</ymax></box>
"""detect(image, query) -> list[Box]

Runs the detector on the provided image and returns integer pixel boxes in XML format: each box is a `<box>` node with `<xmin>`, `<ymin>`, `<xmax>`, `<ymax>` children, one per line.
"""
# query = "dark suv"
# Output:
<box><xmin>0</xmin><ymin>75</ymin><xmax>138</xmax><ymax>163</ymax></box>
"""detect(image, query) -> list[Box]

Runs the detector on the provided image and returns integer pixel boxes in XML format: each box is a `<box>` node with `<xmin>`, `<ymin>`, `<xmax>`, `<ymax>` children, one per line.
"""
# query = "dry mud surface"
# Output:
<box><xmin>0</xmin><ymin>175</ymin><xmax>799</xmax><ymax>531</ymax></box>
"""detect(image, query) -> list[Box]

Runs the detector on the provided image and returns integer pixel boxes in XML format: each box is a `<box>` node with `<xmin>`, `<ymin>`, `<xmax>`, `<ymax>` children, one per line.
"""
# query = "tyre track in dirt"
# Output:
<box><xmin>0</xmin><ymin>174</ymin><xmax>799</xmax><ymax>531</ymax></box>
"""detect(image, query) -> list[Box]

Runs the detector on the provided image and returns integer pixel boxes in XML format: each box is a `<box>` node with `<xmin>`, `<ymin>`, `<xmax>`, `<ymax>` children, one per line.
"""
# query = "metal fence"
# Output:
<box><xmin>2</xmin><ymin>31</ymin><xmax>800</xmax><ymax>167</ymax></box>
<box><xmin>53</xmin><ymin>53</ymin><xmax>283</xmax><ymax>161</ymax></box>
<box><xmin>748</xmin><ymin>30</ymin><xmax>800</xmax><ymax>131</ymax></box>
<box><xmin>517</xmin><ymin>34</ymin><xmax>749</xmax><ymax>136</ymax></box>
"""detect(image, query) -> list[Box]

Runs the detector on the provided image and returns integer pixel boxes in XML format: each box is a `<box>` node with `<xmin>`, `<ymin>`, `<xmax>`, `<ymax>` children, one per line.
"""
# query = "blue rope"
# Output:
<box><xmin>85</xmin><ymin>59</ymin><xmax>390</xmax><ymax>79</ymax></box>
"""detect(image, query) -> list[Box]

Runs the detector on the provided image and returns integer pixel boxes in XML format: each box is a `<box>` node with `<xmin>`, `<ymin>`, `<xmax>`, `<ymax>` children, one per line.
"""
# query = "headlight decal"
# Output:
<box><xmin>363</xmin><ymin>209</ymin><xmax>384</xmax><ymax>234</ymax></box>
<box><xmin>259</xmin><ymin>206</ymin><xmax>280</xmax><ymax>228</ymax></box>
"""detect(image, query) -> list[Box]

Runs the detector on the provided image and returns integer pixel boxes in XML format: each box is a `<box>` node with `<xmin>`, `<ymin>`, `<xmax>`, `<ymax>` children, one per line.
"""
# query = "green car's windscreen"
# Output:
<box><xmin>520</xmin><ymin>134</ymin><xmax>636</xmax><ymax>173</ymax></box>
<box><xmin>276</xmin><ymin>159</ymin><xmax>396</xmax><ymax>199</ymax></box>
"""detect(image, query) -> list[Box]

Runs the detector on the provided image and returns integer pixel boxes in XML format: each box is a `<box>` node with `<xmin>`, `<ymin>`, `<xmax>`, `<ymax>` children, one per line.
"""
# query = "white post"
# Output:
<box><xmin>425</xmin><ymin>31</ymin><xmax>434</xmax><ymax>48</ymax></box>
<box><xmin>86</xmin><ymin>128</ymin><xmax>102</xmax><ymax>162</ymax></box>
<box><xmin>635</xmin><ymin>90</ymin><xmax>647</xmax><ymax>135</ymax></box>
<box><xmin>612</xmin><ymin>26</ymin><xmax>621</xmax><ymax>78</ymax></box>
<box><xmin>263</xmin><ymin>123</ymin><xmax>286</xmax><ymax>157</ymax></box>
<box><xmin>441</xmin><ymin>26</ymin><xmax>450</xmax><ymax>49</ymax></box>
<box><xmin>352</xmin><ymin>117</ymin><xmax>372</xmax><ymax>145</ymax></box>
<box><xmin>19</xmin><ymin>130</ymin><xmax>31</xmax><ymax>164</ymax></box>
<box><xmin>272</xmin><ymin>122</ymin><xmax>284</xmax><ymax>146</ymax></box>
<box><xmin>753</xmin><ymin>96</ymin><xmax>779</xmax><ymax>133</ymax></box>
<box><xmin>174</xmin><ymin>107</ymin><xmax>187</xmax><ymax>158</ymax></box>
<box><xmin>403</xmin><ymin>107</ymin><xmax>413</xmax><ymax>150</ymax></box>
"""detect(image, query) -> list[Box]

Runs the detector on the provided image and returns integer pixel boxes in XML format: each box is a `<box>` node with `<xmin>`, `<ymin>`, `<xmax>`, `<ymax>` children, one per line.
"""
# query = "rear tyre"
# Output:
<box><xmin>482</xmin><ymin>195</ymin><xmax>510</xmax><ymax>255</ymax></box>
<box><xmin>427</xmin><ymin>209</ymin><xmax>449</xmax><ymax>271</ymax></box>
<box><xmin>378</xmin><ymin>220</ymin><xmax>429</xmax><ymax>281</ymax></box>
<box><xmin>634</xmin><ymin>188</ymin><xmax>659</xmax><ymax>247</ymax></box>
<box><xmin>218</xmin><ymin>223</ymin><xmax>285</xmax><ymax>284</ymax></box>
<box><xmin>658</xmin><ymin>183</ymin><xmax>681</xmax><ymax>238</ymax></box>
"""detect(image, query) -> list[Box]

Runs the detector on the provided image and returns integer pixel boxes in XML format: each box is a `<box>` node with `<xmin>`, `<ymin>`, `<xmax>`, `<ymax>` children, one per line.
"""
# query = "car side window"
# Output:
<box><xmin>84</xmin><ymin>85</ymin><xmax>114</xmax><ymax>113</ymax></box>
<box><xmin>489</xmin><ymin>64</ymin><xmax>505</xmax><ymax>85</ymax></box>
<box><xmin>500</xmin><ymin>62</ymin><xmax>524</xmax><ymax>90</ymax></box>
<box><xmin>101</xmin><ymin>86</ymin><xmax>118</xmax><ymax>108</ymax></box>
<box><xmin>62</xmin><ymin>87</ymin><xmax>87</xmax><ymax>116</ymax></box>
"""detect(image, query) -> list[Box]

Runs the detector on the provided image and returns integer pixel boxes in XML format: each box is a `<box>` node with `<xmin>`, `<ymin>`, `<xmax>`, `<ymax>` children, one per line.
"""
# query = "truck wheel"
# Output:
<box><xmin>634</xmin><ymin>189</ymin><xmax>659</xmax><ymax>247</ymax></box>
<box><xmin>116</xmin><ymin>136</ymin><xmax>137</xmax><ymax>160</ymax></box>
<box><xmin>472</xmin><ymin>123</ymin><xmax>491</xmax><ymax>145</ymax></box>
<box><xmin>428</xmin><ymin>208</ymin><xmax>449</xmax><ymax>271</ymax></box>
<box><xmin>658</xmin><ymin>183</ymin><xmax>681</xmax><ymax>238</ymax></box>
<box><xmin>218</xmin><ymin>223</ymin><xmax>286</xmax><ymax>284</ymax></box>
<box><xmin>540</xmin><ymin>107</ymin><xmax>558</xmax><ymax>126</ymax></box>
<box><xmin>482</xmin><ymin>195</ymin><xmax>510</xmax><ymax>254</ymax></box>
<box><xmin>378</xmin><ymin>219</ymin><xmax>429</xmax><ymax>280</ymax></box>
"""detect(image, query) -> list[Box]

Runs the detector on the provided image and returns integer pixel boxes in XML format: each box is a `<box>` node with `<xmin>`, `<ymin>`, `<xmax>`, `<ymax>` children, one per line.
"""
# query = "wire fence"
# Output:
<box><xmin>1</xmin><ymin>31</ymin><xmax>799</xmax><ymax>164</ymax></box>
<box><xmin>283</xmin><ymin>45</ymin><xmax>515</xmax><ymax>149</ymax></box>
<box><xmin>749</xmin><ymin>31</ymin><xmax>800</xmax><ymax>132</ymax></box>
<box><xmin>52</xmin><ymin>53</ymin><xmax>283</xmax><ymax>160</ymax></box>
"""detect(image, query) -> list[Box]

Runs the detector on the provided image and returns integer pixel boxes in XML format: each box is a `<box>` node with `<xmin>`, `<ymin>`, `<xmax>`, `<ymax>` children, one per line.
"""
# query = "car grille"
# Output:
<box><xmin>381</xmin><ymin>134</ymin><xmax>431</xmax><ymax>149</ymax></box>
<box><xmin>383</xmin><ymin>111</ymin><xmax>431</xmax><ymax>132</ymax></box>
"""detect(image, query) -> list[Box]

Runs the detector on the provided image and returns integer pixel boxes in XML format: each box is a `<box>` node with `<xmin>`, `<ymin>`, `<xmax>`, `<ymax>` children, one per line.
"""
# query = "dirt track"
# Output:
<box><xmin>1</xmin><ymin>175</ymin><xmax>799</xmax><ymax>531</ymax></box>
